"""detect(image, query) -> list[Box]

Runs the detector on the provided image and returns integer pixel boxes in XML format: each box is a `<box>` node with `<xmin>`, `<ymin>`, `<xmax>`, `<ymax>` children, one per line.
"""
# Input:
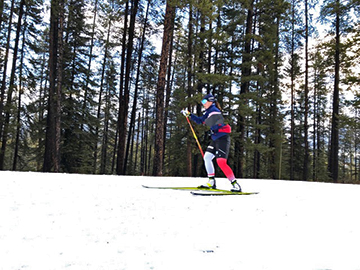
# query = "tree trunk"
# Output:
<box><xmin>289</xmin><ymin>0</ymin><xmax>296</xmax><ymax>180</ymax></box>
<box><xmin>134</xmin><ymin>112</ymin><xmax>141</xmax><ymax>170</ymax></box>
<box><xmin>37</xmin><ymin>52</ymin><xmax>48</xmax><ymax>171</ymax></box>
<box><xmin>192</xmin><ymin>9</ymin><xmax>206</xmax><ymax>177</ymax></box>
<box><xmin>54</xmin><ymin>0</ymin><xmax>64</xmax><ymax>173</ymax></box>
<box><xmin>268</xmin><ymin>17</ymin><xmax>282</xmax><ymax>179</ymax></box>
<box><xmin>124</xmin><ymin>0</ymin><xmax>150</xmax><ymax>174</ymax></box>
<box><xmin>153</xmin><ymin>0</ymin><xmax>175</xmax><ymax>176</ymax></box>
<box><xmin>313</xmin><ymin>73</ymin><xmax>318</xmax><ymax>181</ymax></box>
<box><xmin>117</xmin><ymin>0</ymin><xmax>139</xmax><ymax>175</ymax></box>
<box><xmin>0</xmin><ymin>0</ymin><xmax>25</xmax><ymax>169</ymax></box>
<box><xmin>186</xmin><ymin>5</ymin><xmax>193</xmax><ymax>177</ymax></box>
<box><xmin>13</xmin><ymin>9</ymin><xmax>28</xmax><ymax>170</ymax></box>
<box><xmin>0</xmin><ymin>0</ymin><xmax>15</xmax><ymax>145</ymax></box>
<box><xmin>43</xmin><ymin>0</ymin><xmax>64</xmax><ymax>172</ymax></box>
<box><xmin>303</xmin><ymin>0</ymin><xmax>309</xmax><ymax>181</ymax></box>
<box><xmin>82</xmin><ymin>0</ymin><xmax>98</xmax><ymax>131</ymax></box>
<box><xmin>43</xmin><ymin>9</ymin><xmax>56</xmax><ymax>171</ymax></box>
<box><xmin>93</xmin><ymin>22</ymin><xmax>111</xmax><ymax>173</ymax></box>
<box><xmin>140</xmin><ymin>89</ymin><xmax>147</xmax><ymax>175</ymax></box>
<box><xmin>253</xmin><ymin>92</ymin><xmax>261</xmax><ymax>178</ymax></box>
<box><xmin>0</xmin><ymin>0</ymin><xmax>4</xmax><ymax>31</ymax></box>
<box><xmin>163</xmin><ymin>21</ymin><xmax>175</xmax><ymax>169</ymax></box>
<box><xmin>235</xmin><ymin>2</ymin><xmax>253</xmax><ymax>177</ymax></box>
<box><xmin>328</xmin><ymin>0</ymin><xmax>340</xmax><ymax>183</ymax></box>
<box><xmin>111</xmin><ymin>129</ymin><xmax>118</xmax><ymax>174</ymax></box>
<box><xmin>100</xmin><ymin>88</ymin><xmax>110</xmax><ymax>174</ymax></box>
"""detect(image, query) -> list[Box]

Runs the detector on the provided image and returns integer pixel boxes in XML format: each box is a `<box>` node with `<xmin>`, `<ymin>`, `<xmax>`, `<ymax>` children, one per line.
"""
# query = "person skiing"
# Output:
<box><xmin>181</xmin><ymin>94</ymin><xmax>242</xmax><ymax>192</ymax></box>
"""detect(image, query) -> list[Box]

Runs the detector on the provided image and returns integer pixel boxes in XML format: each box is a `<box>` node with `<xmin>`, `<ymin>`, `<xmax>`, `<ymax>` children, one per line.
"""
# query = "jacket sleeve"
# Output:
<box><xmin>190</xmin><ymin>113</ymin><xmax>207</xmax><ymax>125</ymax></box>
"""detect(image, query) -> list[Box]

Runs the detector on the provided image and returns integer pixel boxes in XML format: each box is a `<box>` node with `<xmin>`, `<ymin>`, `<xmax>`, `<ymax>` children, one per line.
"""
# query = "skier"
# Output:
<box><xmin>181</xmin><ymin>94</ymin><xmax>242</xmax><ymax>192</ymax></box>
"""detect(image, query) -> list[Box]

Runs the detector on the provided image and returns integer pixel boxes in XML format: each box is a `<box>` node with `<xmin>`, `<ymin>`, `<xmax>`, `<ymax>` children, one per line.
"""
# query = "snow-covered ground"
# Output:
<box><xmin>1</xmin><ymin>171</ymin><xmax>360</xmax><ymax>270</ymax></box>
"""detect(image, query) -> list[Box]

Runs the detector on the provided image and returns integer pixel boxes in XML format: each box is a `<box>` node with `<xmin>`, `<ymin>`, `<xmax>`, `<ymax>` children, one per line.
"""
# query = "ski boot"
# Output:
<box><xmin>198</xmin><ymin>177</ymin><xmax>216</xmax><ymax>189</ymax></box>
<box><xmin>230</xmin><ymin>180</ymin><xmax>242</xmax><ymax>192</ymax></box>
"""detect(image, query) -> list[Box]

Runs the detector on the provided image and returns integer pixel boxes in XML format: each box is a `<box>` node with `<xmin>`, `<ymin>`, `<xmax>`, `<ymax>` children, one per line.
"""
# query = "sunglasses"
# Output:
<box><xmin>201</xmin><ymin>99</ymin><xmax>208</xmax><ymax>105</ymax></box>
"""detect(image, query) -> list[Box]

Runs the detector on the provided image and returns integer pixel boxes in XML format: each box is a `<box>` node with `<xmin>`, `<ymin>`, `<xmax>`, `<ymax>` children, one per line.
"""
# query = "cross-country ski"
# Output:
<box><xmin>142</xmin><ymin>185</ymin><xmax>258</xmax><ymax>195</ymax></box>
<box><xmin>191</xmin><ymin>190</ymin><xmax>258</xmax><ymax>196</ymax></box>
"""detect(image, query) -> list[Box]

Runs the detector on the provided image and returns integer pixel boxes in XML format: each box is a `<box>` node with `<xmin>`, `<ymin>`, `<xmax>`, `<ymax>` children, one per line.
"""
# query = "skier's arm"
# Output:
<box><xmin>181</xmin><ymin>108</ymin><xmax>206</xmax><ymax>125</ymax></box>
<box><xmin>190</xmin><ymin>113</ymin><xmax>206</xmax><ymax>125</ymax></box>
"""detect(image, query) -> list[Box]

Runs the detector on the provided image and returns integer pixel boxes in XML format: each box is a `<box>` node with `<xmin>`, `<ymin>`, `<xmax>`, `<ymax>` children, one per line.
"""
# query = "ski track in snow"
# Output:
<box><xmin>0</xmin><ymin>171</ymin><xmax>360</xmax><ymax>270</ymax></box>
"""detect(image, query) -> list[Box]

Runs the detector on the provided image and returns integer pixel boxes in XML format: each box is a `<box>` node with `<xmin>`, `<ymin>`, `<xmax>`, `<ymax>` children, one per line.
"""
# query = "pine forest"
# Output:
<box><xmin>0</xmin><ymin>0</ymin><xmax>360</xmax><ymax>183</ymax></box>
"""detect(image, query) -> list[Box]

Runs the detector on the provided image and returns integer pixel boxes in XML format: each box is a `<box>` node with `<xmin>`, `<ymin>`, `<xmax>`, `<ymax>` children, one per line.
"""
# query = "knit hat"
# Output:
<box><xmin>202</xmin><ymin>94</ymin><xmax>216</xmax><ymax>103</ymax></box>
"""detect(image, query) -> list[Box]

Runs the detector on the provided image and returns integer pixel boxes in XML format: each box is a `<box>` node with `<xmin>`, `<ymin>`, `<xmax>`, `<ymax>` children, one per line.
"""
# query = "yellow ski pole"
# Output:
<box><xmin>185</xmin><ymin>116</ymin><xmax>204</xmax><ymax>158</ymax></box>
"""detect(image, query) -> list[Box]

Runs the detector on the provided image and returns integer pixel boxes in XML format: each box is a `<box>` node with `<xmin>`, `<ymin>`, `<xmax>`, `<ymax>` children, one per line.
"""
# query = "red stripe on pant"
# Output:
<box><xmin>216</xmin><ymin>158</ymin><xmax>235</xmax><ymax>181</ymax></box>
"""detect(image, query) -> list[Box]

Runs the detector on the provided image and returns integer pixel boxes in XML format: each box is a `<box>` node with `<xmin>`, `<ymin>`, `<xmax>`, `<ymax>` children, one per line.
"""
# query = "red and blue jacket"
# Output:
<box><xmin>190</xmin><ymin>104</ymin><xmax>231</xmax><ymax>141</ymax></box>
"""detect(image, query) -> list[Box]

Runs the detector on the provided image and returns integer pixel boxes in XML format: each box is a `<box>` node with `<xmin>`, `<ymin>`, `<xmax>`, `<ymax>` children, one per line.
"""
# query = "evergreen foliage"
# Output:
<box><xmin>0</xmin><ymin>0</ymin><xmax>360</xmax><ymax>183</ymax></box>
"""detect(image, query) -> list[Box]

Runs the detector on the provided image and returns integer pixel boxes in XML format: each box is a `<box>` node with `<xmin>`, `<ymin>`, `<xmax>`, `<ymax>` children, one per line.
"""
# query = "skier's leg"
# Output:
<box><xmin>204</xmin><ymin>151</ymin><xmax>215</xmax><ymax>177</ymax></box>
<box><xmin>216</xmin><ymin>158</ymin><xmax>235</xmax><ymax>181</ymax></box>
<box><xmin>198</xmin><ymin>144</ymin><xmax>217</xmax><ymax>188</ymax></box>
<box><xmin>214</xmin><ymin>135</ymin><xmax>232</xmax><ymax>179</ymax></box>
<box><xmin>216</xmin><ymin>158</ymin><xmax>241</xmax><ymax>191</ymax></box>
<box><xmin>215</xmin><ymin>135</ymin><xmax>242</xmax><ymax>192</ymax></box>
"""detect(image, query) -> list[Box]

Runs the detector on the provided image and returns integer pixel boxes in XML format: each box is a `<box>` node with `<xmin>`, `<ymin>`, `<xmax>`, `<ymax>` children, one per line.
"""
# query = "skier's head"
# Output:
<box><xmin>201</xmin><ymin>94</ymin><xmax>222</xmax><ymax>111</ymax></box>
<box><xmin>201</xmin><ymin>94</ymin><xmax>216</xmax><ymax>109</ymax></box>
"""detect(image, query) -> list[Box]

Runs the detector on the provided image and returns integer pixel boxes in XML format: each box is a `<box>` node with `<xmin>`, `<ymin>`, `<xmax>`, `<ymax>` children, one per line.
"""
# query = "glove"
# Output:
<box><xmin>181</xmin><ymin>108</ymin><xmax>190</xmax><ymax>117</ymax></box>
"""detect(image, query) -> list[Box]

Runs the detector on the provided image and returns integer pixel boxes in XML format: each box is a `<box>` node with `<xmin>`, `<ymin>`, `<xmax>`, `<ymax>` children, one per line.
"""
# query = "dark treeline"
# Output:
<box><xmin>0</xmin><ymin>0</ymin><xmax>360</xmax><ymax>183</ymax></box>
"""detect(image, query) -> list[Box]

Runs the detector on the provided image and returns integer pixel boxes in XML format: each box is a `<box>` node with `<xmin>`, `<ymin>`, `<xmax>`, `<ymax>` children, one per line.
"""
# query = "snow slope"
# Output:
<box><xmin>0</xmin><ymin>171</ymin><xmax>360</xmax><ymax>270</ymax></box>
